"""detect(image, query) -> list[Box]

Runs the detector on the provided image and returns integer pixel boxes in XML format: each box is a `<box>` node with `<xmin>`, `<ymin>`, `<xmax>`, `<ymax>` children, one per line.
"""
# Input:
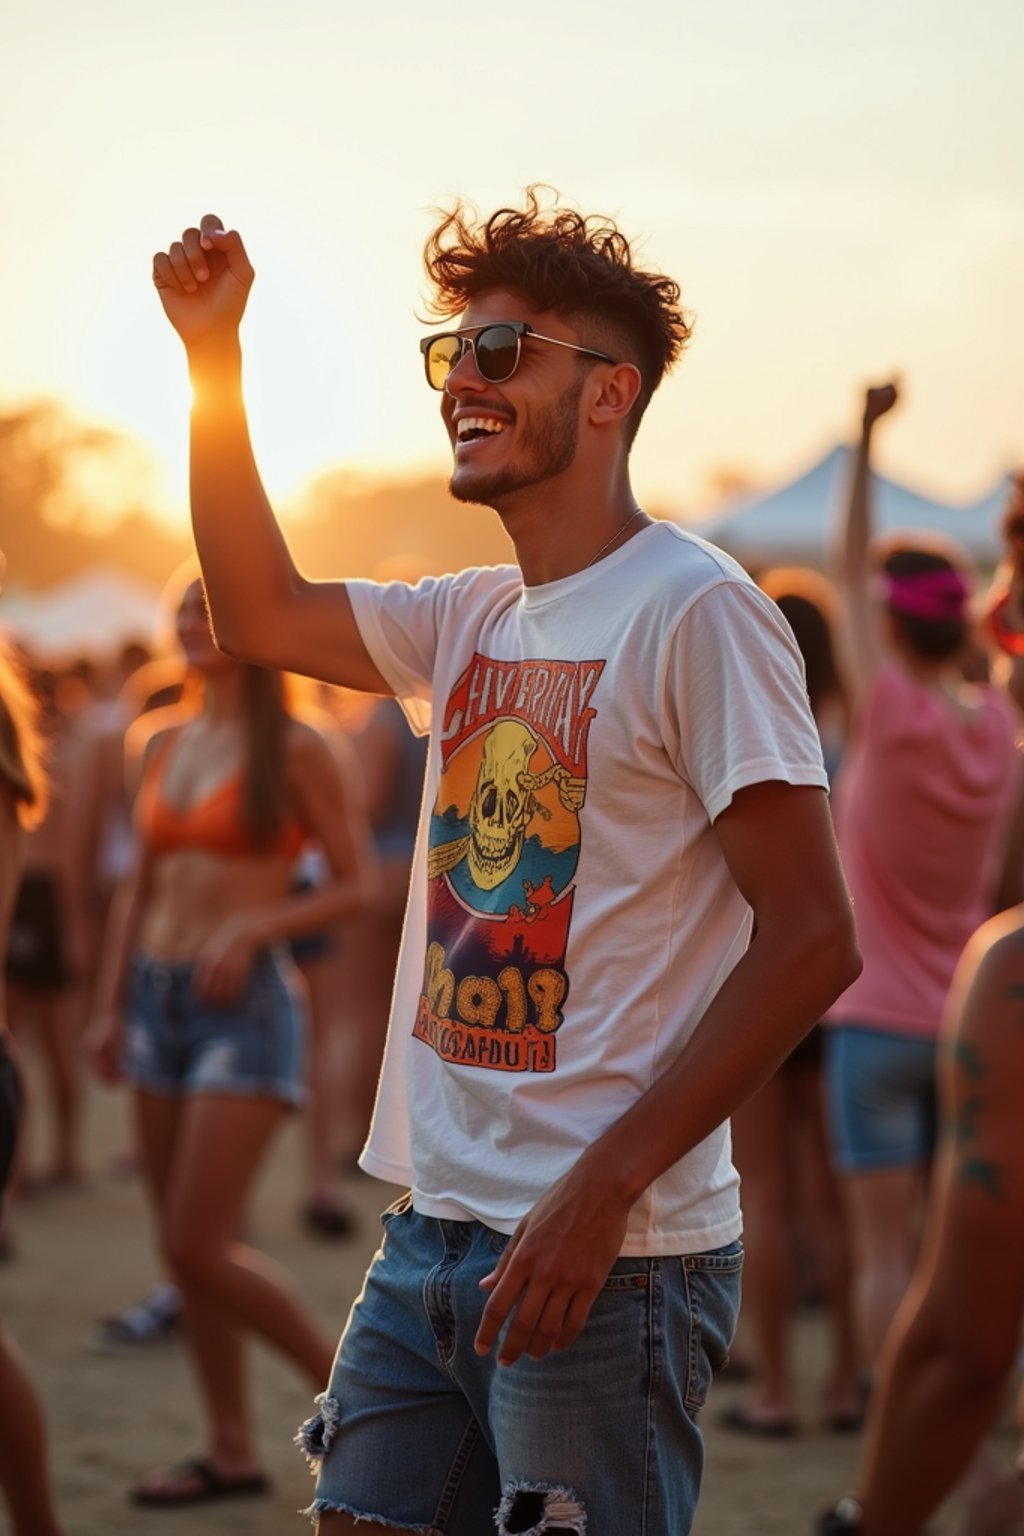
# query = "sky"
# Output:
<box><xmin>2</xmin><ymin>0</ymin><xmax>1022</xmax><ymax>530</ymax></box>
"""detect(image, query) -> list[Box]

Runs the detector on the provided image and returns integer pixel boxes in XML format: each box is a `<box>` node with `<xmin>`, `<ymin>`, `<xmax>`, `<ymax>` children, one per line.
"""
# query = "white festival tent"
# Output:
<box><xmin>693</xmin><ymin>444</ymin><xmax>1013</xmax><ymax>574</ymax></box>
<box><xmin>0</xmin><ymin>566</ymin><xmax>163</xmax><ymax>659</ymax></box>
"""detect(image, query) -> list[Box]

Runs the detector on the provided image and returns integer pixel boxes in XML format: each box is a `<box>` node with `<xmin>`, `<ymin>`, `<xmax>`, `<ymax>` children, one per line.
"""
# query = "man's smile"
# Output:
<box><xmin>456</xmin><ymin>416</ymin><xmax>509</xmax><ymax>443</ymax></box>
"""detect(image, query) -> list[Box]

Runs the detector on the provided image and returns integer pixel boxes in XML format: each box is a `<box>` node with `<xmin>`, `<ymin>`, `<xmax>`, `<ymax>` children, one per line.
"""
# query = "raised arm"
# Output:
<box><xmin>152</xmin><ymin>214</ymin><xmax>392</xmax><ymax>694</ymax></box>
<box><xmin>834</xmin><ymin>381</ymin><xmax>899</xmax><ymax>701</ymax></box>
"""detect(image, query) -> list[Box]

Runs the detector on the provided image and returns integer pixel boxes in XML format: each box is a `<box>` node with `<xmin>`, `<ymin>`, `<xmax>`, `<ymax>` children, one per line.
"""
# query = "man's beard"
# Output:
<box><xmin>448</xmin><ymin>378</ymin><xmax>583</xmax><ymax>509</ymax></box>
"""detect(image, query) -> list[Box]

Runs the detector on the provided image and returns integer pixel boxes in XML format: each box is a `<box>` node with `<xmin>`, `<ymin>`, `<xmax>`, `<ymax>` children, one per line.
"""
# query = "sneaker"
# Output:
<box><xmin>816</xmin><ymin>1498</ymin><xmax>862</xmax><ymax>1534</ymax></box>
<box><xmin>89</xmin><ymin>1282</ymin><xmax>182</xmax><ymax>1353</ymax></box>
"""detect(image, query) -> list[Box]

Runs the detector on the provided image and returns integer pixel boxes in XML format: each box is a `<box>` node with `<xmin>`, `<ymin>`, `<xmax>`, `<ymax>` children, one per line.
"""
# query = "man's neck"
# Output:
<box><xmin>495</xmin><ymin>477</ymin><xmax>646</xmax><ymax>587</ymax></box>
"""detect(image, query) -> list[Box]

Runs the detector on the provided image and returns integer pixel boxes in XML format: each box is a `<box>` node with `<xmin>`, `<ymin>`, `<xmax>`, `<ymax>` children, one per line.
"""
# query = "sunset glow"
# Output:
<box><xmin>3</xmin><ymin>0</ymin><xmax>1022</xmax><ymax>531</ymax></box>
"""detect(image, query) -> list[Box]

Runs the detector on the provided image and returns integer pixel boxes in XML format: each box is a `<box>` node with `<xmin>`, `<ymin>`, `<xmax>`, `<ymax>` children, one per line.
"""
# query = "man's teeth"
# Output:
<box><xmin>457</xmin><ymin>417</ymin><xmax>507</xmax><ymax>442</ymax></box>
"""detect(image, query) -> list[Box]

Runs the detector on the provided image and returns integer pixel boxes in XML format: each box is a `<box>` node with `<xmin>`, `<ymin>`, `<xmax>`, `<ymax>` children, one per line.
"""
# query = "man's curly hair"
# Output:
<box><xmin>423</xmin><ymin>187</ymin><xmax>693</xmax><ymax>444</ymax></box>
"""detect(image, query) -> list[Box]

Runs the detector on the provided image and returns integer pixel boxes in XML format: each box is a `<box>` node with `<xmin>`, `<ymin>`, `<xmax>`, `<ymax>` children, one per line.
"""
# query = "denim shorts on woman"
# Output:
<box><xmin>296</xmin><ymin>1196</ymin><xmax>742</xmax><ymax>1535</ymax></box>
<box><xmin>123</xmin><ymin>948</ymin><xmax>306</xmax><ymax>1106</ymax></box>
<box><xmin>825</xmin><ymin>1022</ymin><xmax>938</xmax><ymax>1173</ymax></box>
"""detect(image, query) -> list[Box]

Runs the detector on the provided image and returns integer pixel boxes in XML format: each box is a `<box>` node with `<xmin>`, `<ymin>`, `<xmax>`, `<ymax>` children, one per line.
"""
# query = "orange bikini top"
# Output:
<box><xmin>136</xmin><ymin>737</ymin><xmax>309</xmax><ymax>863</ymax></box>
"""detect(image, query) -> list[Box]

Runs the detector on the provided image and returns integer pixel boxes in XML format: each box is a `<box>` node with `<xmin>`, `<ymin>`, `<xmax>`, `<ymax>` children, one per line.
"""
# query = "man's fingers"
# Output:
<box><xmin>199</xmin><ymin>212</ymin><xmax>225</xmax><ymax>249</ymax></box>
<box><xmin>488</xmin><ymin>1274</ymin><xmax>545</xmax><ymax>1366</ymax></box>
<box><xmin>478</xmin><ymin>1226</ymin><xmax>521</xmax><ymax>1293</ymax></box>
<box><xmin>474</xmin><ymin>1259</ymin><xmax>524</xmax><ymax>1357</ymax></box>
<box><xmin>181</xmin><ymin>227</ymin><xmax>209</xmax><ymax>282</ymax></box>
<box><xmin>477</xmin><ymin>1274</ymin><xmax>578</xmax><ymax>1365</ymax></box>
<box><xmin>523</xmin><ymin>1290</ymin><xmax>573</xmax><ymax>1361</ymax></box>
<box><xmin>168</xmin><ymin>241</ymin><xmax>199</xmax><ymax>294</ymax></box>
<box><xmin>555</xmin><ymin>1290</ymin><xmax>596</xmax><ymax>1351</ymax></box>
<box><xmin>151</xmin><ymin>251</ymin><xmax>175</xmax><ymax>291</ymax></box>
<box><xmin>201</xmin><ymin>223</ymin><xmax>254</xmax><ymax>284</ymax></box>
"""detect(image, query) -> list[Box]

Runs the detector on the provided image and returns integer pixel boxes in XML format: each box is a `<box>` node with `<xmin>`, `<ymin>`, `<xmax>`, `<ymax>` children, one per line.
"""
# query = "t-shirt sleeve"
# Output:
<box><xmin>347</xmin><ymin>576</ymin><xmax>451</xmax><ymax>736</ymax></box>
<box><xmin>663</xmin><ymin>579</ymin><xmax>829</xmax><ymax>821</ymax></box>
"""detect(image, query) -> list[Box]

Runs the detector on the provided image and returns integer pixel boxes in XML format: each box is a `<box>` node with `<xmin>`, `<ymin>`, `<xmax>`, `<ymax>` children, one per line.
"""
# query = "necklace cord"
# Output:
<box><xmin>585</xmin><ymin>507</ymin><xmax>646</xmax><ymax>569</ymax></box>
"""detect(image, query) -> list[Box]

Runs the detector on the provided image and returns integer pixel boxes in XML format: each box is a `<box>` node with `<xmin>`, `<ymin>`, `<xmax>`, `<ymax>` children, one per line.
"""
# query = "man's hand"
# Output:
<box><xmin>152</xmin><ymin>214</ymin><xmax>254</xmax><ymax>351</ymax></box>
<box><xmin>862</xmin><ymin>380</ymin><xmax>899</xmax><ymax>431</ymax></box>
<box><xmin>474</xmin><ymin>1158</ymin><xmax>632</xmax><ymax>1366</ymax></box>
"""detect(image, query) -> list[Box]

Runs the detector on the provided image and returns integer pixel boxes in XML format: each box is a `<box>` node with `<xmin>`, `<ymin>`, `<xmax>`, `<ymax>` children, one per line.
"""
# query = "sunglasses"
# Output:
<box><xmin>419</xmin><ymin>321</ymin><xmax>615</xmax><ymax>391</ymax></box>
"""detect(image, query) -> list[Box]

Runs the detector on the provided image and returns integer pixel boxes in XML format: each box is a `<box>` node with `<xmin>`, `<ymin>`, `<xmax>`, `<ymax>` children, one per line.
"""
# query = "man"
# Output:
<box><xmin>152</xmin><ymin>189</ymin><xmax>860</xmax><ymax>1535</ymax></box>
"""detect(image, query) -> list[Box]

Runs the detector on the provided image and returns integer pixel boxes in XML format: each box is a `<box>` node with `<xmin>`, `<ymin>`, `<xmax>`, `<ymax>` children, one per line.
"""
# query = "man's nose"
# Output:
<box><xmin>444</xmin><ymin>342</ymin><xmax>487</xmax><ymax>397</ymax></box>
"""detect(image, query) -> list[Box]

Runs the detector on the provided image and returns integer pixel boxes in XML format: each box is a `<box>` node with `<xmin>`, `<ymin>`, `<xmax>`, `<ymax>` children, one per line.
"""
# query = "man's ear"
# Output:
<box><xmin>586</xmin><ymin>362</ymin><xmax>643</xmax><ymax>429</ymax></box>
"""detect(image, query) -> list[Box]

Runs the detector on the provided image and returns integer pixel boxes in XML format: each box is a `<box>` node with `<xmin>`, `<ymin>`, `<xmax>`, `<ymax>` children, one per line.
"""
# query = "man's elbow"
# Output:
<box><xmin>210</xmin><ymin>625</ymin><xmax>264</xmax><ymax>666</ymax></box>
<box><xmin>207</xmin><ymin>611</ymin><xmax>285</xmax><ymax>669</ymax></box>
<box><xmin>817</xmin><ymin>905</ymin><xmax>862</xmax><ymax>1001</ymax></box>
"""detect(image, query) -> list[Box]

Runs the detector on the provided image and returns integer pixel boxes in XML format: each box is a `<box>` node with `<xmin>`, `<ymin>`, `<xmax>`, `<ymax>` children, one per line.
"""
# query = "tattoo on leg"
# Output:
<box><xmin>958</xmin><ymin>1158</ymin><xmax>1006</xmax><ymax>1201</ymax></box>
<box><xmin>953</xmin><ymin>1094</ymin><xmax>984</xmax><ymax>1144</ymax></box>
<box><xmin>952</xmin><ymin>1041</ymin><xmax>986</xmax><ymax>1080</ymax></box>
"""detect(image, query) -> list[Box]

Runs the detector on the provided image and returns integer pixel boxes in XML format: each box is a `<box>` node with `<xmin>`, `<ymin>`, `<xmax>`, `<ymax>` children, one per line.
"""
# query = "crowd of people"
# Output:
<box><xmin>0</xmin><ymin>552</ymin><xmax>427</xmax><ymax>1523</ymax></box>
<box><xmin>1</xmin><ymin>190</ymin><xmax>1023</xmax><ymax>1536</ymax></box>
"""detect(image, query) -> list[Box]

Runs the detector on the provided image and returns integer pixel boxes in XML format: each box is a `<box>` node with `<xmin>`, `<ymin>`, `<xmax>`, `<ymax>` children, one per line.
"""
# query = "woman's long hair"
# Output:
<box><xmin>159</xmin><ymin>561</ymin><xmax>294</xmax><ymax>853</ymax></box>
<box><xmin>0</xmin><ymin>637</ymin><xmax>48</xmax><ymax>829</ymax></box>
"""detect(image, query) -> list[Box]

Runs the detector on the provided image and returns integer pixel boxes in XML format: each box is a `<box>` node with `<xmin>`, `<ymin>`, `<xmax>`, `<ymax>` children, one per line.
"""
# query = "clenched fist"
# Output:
<box><xmin>152</xmin><ymin>214</ymin><xmax>254</xmax><ymax>352</ymax></box>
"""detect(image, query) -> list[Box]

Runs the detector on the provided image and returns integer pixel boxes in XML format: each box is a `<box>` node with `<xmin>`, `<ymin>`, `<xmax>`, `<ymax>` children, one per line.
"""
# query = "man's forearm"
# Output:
<box><xmin>187</xmin><ymin>339</ymin><xmax>298</xmax><ymax>658</ymax></box>
<box><xmin>580</xmin><ymin>911</ymin><xmax>859</xmax><ymax>1210</ymax></box>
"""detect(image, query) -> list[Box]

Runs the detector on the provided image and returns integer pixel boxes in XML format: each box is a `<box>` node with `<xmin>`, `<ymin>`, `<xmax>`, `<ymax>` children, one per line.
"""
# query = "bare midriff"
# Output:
<box><xmin>138</xmin><ymin>848</ymin><xmax>297</xmax><ymax>961</ymax></box>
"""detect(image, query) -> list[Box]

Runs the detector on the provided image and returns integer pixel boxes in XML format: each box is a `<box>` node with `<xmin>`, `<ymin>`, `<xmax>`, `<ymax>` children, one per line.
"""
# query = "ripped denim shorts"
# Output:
<box><xmin>123</xmin><ymin>948</ymin><xmax>306</xmax><ymax>1107</ymax></box>
<box><xmin>296</xmin><ymin>1195</ymin><xmax>742</xmax><ymax>1535</ymax></box>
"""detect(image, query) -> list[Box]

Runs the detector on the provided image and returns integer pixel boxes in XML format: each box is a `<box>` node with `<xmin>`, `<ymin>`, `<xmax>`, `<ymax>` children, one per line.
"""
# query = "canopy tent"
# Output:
<box><xmin>0</xmin><ymin>566</ymin><xmax>163</xmax><ymax>660</ymax></box>
<box><xmin>693</xmin><ymin>445</ymin><xmax>1012</xmax><ymax>573</ymax></box>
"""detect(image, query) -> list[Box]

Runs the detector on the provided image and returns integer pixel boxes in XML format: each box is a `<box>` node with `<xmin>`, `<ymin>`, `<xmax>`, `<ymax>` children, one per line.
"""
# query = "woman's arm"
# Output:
<box><xmin>833</xmin><ymin>382</ymin><xmax>899</xmax><ymax>705</ymax></box>
<box><xmin>87</xmin><ymin>845</ymin><xmax>155</xmax><ymax>1081</ymax></box>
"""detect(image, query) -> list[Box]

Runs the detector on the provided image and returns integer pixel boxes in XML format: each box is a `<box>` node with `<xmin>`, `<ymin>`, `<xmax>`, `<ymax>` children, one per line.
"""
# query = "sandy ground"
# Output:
<box><xmin>3</xmin><ymin>1071</ymin><xmax>1022</xmax><ymax>1536</ymax></box>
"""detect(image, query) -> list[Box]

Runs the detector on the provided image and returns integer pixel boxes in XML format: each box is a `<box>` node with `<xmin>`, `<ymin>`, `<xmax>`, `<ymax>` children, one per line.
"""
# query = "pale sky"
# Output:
<box><xmin>3</xmin><ymin>0</ymin><xmax>1022</xmax><ymax>528</ymax></box>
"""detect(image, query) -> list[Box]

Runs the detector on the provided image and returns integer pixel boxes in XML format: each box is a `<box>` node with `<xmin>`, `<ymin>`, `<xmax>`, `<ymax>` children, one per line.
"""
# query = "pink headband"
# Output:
<box><xmin>877</xmin><ymin>568</ymin><xmax>970</xmax><ymax>623</ymax></box>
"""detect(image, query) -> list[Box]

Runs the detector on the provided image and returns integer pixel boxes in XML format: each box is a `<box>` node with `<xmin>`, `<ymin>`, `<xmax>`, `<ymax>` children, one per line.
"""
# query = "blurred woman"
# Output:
<box><xmin>90</xmin><ymin>576</ymin><xmax>376</xmax><ymax>1506</ymax></box>
<box><xmin>723</xmin><ymin>569</ymin><xmax>862</xmax><ymax>1436</ymax></box>
<box><xmin>0</xmin><ymin>612</ymin><xmax>65</xmax><ymax>1535</ymax></box>
<box><xmin>4</xmin><ymin>662</ymin><xmax>88</xmax><ymax>1191</ymax></box>
<box><xmin>824</xmin><ymin>384</ymin><xmax>1020</xmax><ymax>1370</ymax></box>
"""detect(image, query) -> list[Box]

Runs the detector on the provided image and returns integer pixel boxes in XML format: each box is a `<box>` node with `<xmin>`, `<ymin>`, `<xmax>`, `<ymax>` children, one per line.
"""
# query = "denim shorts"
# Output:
<box><xmin>296</xmin><ymin>1196</ymin><xmax>743</xmax><ymax>1535</ymax></box>
<box><xmin>123</xmin><ymin>949</ymin><xmax>307</xmax><ymax>1107</ymax></box>
<box><xmin>825</xmin><ymin>1022</ymin><xmax>938</xmax><ymax>1173</ymax></box>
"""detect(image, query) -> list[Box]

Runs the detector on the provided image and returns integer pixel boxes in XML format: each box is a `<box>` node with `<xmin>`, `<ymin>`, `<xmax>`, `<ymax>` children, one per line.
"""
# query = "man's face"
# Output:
<box><xmin>438</xmin><ymin>289</ymin><xmax>590</xmax><ymax>510</ymax></box>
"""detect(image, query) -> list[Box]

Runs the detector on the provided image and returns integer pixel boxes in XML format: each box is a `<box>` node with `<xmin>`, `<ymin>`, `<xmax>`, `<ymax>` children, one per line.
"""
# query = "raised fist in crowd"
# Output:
<box><xmin>152</xmin><ymin>214</ymin><xmax>254</xmax><ymax>351</ymax></box>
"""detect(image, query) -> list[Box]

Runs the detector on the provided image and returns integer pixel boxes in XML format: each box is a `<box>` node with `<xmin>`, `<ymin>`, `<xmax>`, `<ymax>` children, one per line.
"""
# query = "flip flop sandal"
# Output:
<box><xmin>130</xmin><ymin>1458</ymin><xmax>270</xmax><ymax>1506</ymax></box>
<box><xmin>718</xmin><ymin>1402</ymin><xmax>799</xmax><ymax>1438</ymax></box>
<box><xmin>303</xmin><ymin>1198</ymin><xmax>358</xmax><ymax>1239</ymax></box>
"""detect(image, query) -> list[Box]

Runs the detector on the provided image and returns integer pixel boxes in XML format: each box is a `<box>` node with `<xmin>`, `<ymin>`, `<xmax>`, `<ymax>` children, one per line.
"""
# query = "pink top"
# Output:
<box><xmin>829</xmin><ymin>662</ymin><xmax>1020</xmax><ymax>1038</ymax></box>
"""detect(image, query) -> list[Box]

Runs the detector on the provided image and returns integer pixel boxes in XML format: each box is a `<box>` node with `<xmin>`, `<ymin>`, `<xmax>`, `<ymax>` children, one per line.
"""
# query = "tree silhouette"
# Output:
<box><xmin>0</xmin><ymin>399</ymin><xmax>188</xmax><ymax>589</ymax></box>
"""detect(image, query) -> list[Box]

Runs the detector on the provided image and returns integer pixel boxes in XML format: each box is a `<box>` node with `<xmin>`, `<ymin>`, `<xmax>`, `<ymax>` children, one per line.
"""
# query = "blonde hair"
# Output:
<box><xmin>0</xmin><ymin>636</ymin><xmax>49</xmax><ymax>828</ymax></box>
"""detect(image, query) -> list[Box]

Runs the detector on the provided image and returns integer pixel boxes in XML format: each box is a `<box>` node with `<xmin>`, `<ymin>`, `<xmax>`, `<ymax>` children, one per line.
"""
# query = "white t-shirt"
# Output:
<box><xmin>349</xmin><ymin>521</ymin><xmax>827</xmax><ymax>1255</ymax></box>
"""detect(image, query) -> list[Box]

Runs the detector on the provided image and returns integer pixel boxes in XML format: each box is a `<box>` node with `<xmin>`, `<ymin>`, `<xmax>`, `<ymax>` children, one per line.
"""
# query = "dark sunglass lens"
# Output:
<box><xmin>426</xmin><ymin>335</ymin><xmax>462</xmax><ymax>390</ymax></box>
<box><xmin>475</xmin><ymin>325</ymin><xmax>520</xmax><ymax>382</ymax></box>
